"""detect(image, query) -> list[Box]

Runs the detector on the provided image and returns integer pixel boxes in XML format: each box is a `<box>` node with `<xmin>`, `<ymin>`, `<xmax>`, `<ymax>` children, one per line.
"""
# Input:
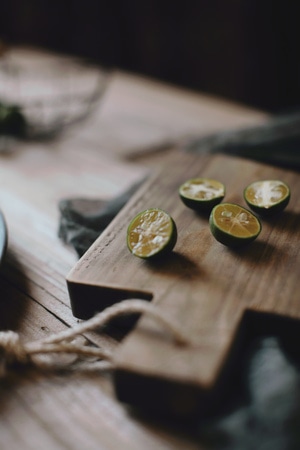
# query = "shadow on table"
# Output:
<box><xmin>0</xmin><ymin>248</ymin><xmax>30</xmax><ymax>331</ymax></box>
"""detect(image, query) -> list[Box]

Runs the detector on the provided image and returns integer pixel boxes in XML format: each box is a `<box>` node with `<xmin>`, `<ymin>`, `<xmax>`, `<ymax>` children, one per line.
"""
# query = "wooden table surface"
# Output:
<box><xmin>0</xmin><ymin>47</ymin><xmax>267</xmax><ymax>449</ymax></box>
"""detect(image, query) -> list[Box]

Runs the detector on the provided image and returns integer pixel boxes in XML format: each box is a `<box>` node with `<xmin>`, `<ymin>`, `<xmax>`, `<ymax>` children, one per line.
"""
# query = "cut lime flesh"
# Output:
<box><xmin>209</xmin><ymin>203</ymin><xmax>261</xmax><ymax>247</ymax></box>
<box><xmin>244</xmin><ymin>180</ymin><xmax>290</xmax><ymax>216</ymax></box>
<box><xmin>127</xmin><ymin>208</ymin><xmax>177</xmax><ymax>258</ymax></box>
<box><xmin>179</xmin><ymin>178</ymin><xmax>225</xmax><ymax>211</ymax></box>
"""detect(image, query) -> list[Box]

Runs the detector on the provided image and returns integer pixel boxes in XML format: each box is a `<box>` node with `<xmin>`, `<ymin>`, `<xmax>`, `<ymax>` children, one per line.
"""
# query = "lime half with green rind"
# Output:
<box><xmin>179</xmin><ymin>177</ymin><xmax>225</xmax><ymax>212</ymax></box>
<box><xmin>127</xmin><ymin>208</ymin><xmax>177</xmax><ymax>259</ymax></box>
<box><xmin>244</xmin><ymin>180</ymin><xmax>290</xmax><ymax>217</ymax></box>
<box><xmin>209</xmin><ymin>202</ymin><xmax>261</xmax><ymax>247</ymax></box>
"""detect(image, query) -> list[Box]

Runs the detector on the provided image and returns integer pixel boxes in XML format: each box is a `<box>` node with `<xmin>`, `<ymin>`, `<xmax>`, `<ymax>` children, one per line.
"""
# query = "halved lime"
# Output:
<box><xmin>209</xmin><ymin>203</ymin><xmax>261</xmax><ymax>247</ymax></box>
<box><xmin>179</xmin><ymin>178</ymin><xmax>225</xmax><ymax>212</ymax></box>
<box><xmin>244</xmin><ymin>180</ymin><xmax>290</xmax><ymax>216</ymax></box>
<box><xmin>127</xmin><ymin>208</ymin><xmax>177</xmax><ymax>259</ymax></box>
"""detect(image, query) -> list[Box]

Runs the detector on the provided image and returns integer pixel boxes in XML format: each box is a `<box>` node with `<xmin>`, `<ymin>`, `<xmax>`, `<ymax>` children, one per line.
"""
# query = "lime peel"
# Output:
<box><xmin>244</xmin><ymin>179</ymin><xmax>290</xmax><ymax>216</ymax></box>
<box><xmin>179</xmin><ymin>177</ymin><xmax>225</xmax><ymax>211</ymax></box>
<box><xmin>127</xmin><ymin>208</ymin><xmax>177</xmax><ymax>259</ymax></box>
<box><xmin>209</xmin><ymin>203</ymin><xmax>261</xmax><ymax>247</ymax></box>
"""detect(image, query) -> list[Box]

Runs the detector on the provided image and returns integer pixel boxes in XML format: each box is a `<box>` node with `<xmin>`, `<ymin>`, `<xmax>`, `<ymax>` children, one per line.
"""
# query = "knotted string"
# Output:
<box><xmin>0</xmin><ymin>299</ymin><xmax>192</xmax><ymax>377</ymax></box>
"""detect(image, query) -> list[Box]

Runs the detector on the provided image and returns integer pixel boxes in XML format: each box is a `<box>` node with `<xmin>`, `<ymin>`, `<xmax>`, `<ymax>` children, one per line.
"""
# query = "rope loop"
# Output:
<box><xmin>0</xmin><ymin>299</ymin><xmax>192</xmax><ymax>378</ymax></box>
<box><xmin>0</xmin><ymin>330</ymin><xmax>29</xmax><ymax>376</ymax></box>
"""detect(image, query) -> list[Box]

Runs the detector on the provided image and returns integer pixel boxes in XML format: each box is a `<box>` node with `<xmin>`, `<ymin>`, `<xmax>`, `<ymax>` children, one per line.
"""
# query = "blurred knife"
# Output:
<box><xmin>0</xmin><ymin>209</ymin><xmax>8</xmax><ymax>265</ymax></box>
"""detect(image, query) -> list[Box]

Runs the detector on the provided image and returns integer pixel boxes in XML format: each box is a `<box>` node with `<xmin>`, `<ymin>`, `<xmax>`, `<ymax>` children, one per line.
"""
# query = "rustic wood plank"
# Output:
<box><xmin>0</xmin><ymin>46</ymin><xmax>271</xmax><ymax>447</ymax></box>
<box><xmin>0</xmin><ymin>370</ymin><xmax>206</xmax><ymax>450</ymax></box>
<box><xmin>67</xmin><ymin>153</ymin><xmax>300</xmax><ymax>415</ymax></box>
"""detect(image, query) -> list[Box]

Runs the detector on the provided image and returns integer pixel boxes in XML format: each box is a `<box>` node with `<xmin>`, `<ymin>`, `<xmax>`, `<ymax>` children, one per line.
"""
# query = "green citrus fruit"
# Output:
<box><xmin>244</xmin><ymin>180</ymin><xmax>290</xmax><ymax>216</ymax></box>
<box><xmin>209</xmin><ymin>203</ymin><xmax>261</xmax><ymax>247</ymax></box>
<box><xmin>127</xmin><ymin>208</ymin><xmax>177</xmax><ymax>259</ymax></box>
<box><xmin>179</xmin><ymin>178</ymin><xmax>225</xmax><ymax>212</ymax></box>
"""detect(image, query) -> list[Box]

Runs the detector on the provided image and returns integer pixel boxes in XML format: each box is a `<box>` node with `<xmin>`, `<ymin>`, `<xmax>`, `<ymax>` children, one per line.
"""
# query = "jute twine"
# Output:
<box><xmin>0</xmin><ymin>299</ymin><xmax>192</xmax><ymax>377</ymax></box>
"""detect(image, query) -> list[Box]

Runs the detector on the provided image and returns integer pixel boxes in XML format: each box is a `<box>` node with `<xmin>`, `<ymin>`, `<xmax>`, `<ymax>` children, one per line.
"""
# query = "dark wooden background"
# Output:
<box><xmin>1</xmin><ymin>1</ymin><xmax>300</xmax><ymax>112</ymax></box>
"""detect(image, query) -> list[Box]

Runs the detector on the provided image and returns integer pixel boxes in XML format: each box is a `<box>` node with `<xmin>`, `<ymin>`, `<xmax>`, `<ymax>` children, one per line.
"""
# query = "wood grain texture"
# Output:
<box><xmin>67</xmin><ymin>153</ymin><xmax>300</xmax><ymax>415</ymax></box>
<box><xmin>0</xmin><ymin>46</ymin><xmax>272</xmax><ymax>448</ymax></box>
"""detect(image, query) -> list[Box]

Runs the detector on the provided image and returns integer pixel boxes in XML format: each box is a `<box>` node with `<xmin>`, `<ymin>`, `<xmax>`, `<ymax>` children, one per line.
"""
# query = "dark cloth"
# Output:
<box><xmin>58</xmin><ymin>180</ymin><xmax>143</xmax><ymax>257</ymax></box>
<box><xmin>184</xmin><ymin>112</ymin><xmax>300</xmax><ymax>171</ymax></box>
<box><xmin>198</xmin><ymin>337</ymin><xmax>300</xmax><ymax>450</ymax></box>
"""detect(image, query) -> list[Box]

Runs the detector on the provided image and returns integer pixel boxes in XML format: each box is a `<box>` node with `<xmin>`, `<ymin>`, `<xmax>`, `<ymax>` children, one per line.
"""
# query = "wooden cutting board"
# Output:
<box><xmin>67</xmin><ymin>153</ymin><xmax>300</xmax><ymax>416</ymax></box>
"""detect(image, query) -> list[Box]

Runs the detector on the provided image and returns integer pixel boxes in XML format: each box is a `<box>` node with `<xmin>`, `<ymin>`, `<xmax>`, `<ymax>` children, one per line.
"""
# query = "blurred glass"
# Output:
<box><xmin>0</xmin><ymin>46</ymin><xmax>108</xmax><ymax>142</ymax></box>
